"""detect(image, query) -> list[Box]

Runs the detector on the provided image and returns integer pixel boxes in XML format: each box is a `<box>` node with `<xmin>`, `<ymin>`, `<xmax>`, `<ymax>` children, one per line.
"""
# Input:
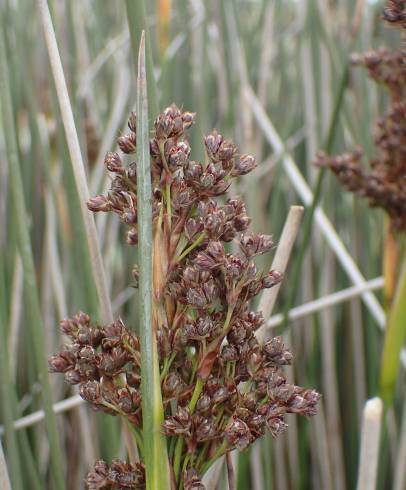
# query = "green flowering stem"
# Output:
<box><xmin>200</xmin><ymin>441</ymin><xmax>229</xmax><ymax>475</ymax></box>
<box><xmin>174</xmin><ymin>369</ymin><xmax>206</xmax><ymax>483</ymax></box>
<box><xmin>173</xmin><ymin>438</ymin><xmax>185</xmax><ymax>484</ymax></box>
<box><xmin>160</xmin><ymin>351</ymin><xmax>177</xmax><ymax>381</ymax></box>
<box><xmin>189</xmin><ymin>377</ymin><xmax>204</xmax><ymax>414</ymax></box>
<box><xmin>177</xmin><ymin>234</ymin><xmax>206</xmax><ymax>262</ymax></box>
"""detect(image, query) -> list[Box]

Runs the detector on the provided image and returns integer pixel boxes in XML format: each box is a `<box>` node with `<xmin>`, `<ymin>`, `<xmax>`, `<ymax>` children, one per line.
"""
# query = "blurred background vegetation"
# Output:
<box><xmin>1</xmin><ymin>0</ymin><xmax>405</xmax><ymax>488</ymax></box>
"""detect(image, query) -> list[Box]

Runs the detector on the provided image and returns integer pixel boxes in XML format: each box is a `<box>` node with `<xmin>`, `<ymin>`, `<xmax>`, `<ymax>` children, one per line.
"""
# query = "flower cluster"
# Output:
<box><xmin>49</xmin><ymin>313</ymin><xmax>142</xmax><ymax>426</ymax></box>
<box><xmin>317</xmin><ymin>3</ymin><xmax>406</xmax><ymax>231</ymax></box>
<box><xmin>50</xmin><ymin>104</ymin><xmax>319</xmax><ymax>489</ymax></box>
<box><xmin>383</xmin><ymin>0</ymin><xmax>406</xmax><ymax>28</ymax></box>
<box><xmin>86</xmin><ymin>460</ymin><xmax>145</xmax><ymax>489</ymax></box>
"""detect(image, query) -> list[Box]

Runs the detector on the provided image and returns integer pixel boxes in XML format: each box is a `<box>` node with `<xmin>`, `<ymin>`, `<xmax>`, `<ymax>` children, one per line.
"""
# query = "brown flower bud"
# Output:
<box><xmin>128</xmin><ymin>111</ymin><xmax>137</xmax><ymax>132</ymax></box>
<box><xmin>196</xmin><ymin>393</ymin><xmax>211</xmax><ymax>413</ymax></box>
<box><xmin>262</xmin><ymin>270</ymin><xmax>283</xmax><ymax>289</ymax></box>
<box><xmin>212</xmin><ymin>386</ymin><xmax>229</xmax><ymax>404</ymax></box>
<box><xmin>232</xmin><ymin>154</ymin><xmax>256</xmax><ymax>176</ymax></box>
<box><xmin>264</xmin><ymin>337</ymin><xmax>293</xmax><ymax>365</ymax></box>
<box><xmin>266</xmin><ymin>416</ymin><xmax>288</xmax><ymax>437</ymax></box>
<box><xmin>162</xmin><ymin>406</ymin><xmax>192</xmax><ymax>437</ymax></box>
<box><xmin>155</xmin><ymin>113</ymin><xmax>175</xmax><ymax>140</ymax></box>
<box><xmin>240</xmin><ymin>233</ymin><xmax>274</xmax><ymax>257</ymax></box>
<box><xmin>185</xmin><ymin>160</ymin><xmax>203</xmax><ymax>181</ymax></box>
<box><xmin>118</xmin><ymin>133</ymin><xmax>136</xmax><ymax>154</ymax></box>
<box><xmin>104</xmin><ymin>151</ymin><xmax>124</xmax><ymax>174</ymax></box>
<box><xmin>218</xmin><ymin>139</ymin><xmax>236</xmax><ymax>161</ymax></box>
<box><xmin>87</xmin><ymin>195</ymin><xmax>111</xmax><ymax>213</ymax></box>
<box><xmin>65</xmin><ymin>369</ymin><xmax>82</xmax><ymax>385</ymax></box>
<box><xmin>117</xmin><ymin>387</ymin><xmax>139</xmax><ymax>414</ymax></box>
<box><xmin>195</xmin><ymin>316</ymin><xmax>215</xmax><ymax>337</ymax></box>
<box><xmin>195</xmin><ymin>417</ymin><xmax>217</xmax><ymax>441</ymax></box>
<box><xmin>162</xmin><ymin>372</ymin><xmax>184</xmax><ymax>397</ymax></box>
<box><xmin>225</xmin><ymin>417</ymin><xmax>253</xmax><ymax>450</ymax></box>
<box><xmin>288</xmin><ymin>389</ymin><xmax>320</xmax><ymax>416</ymax></box>
<box><xmin>204</xmin><ymin>130</ymin><xmax>223</xmax><ymax>161</ymax></box>
<box><xmin>168</xmin><ymin>141</ymin><xmax>191</xmax><ymax>168</ymax></box>
<box><xmin>132</xmin><ymin>265</ymin><xmax>139</xmax><ymax>288</ymax></box>
<box><xmin>126</xmin><ymin>228</ymin><xmax>138</xmax><ymax>245</ymax></box>
<box><xmin>48</xmin><ymin>352</ymin><xmax>74</xmax><ymax>373</ymax></box>
<box><xmin>271</xmin><ymin>383</ymin><xmax>295</xmax><ymax>403</ymax></box>
<box><xmin>185</xmin><ymin>217</ymin><xmax>204</xmax><ymax>241</ymax></box>
<box><xmin>86</xmin><ymin>460</ymin><xmax>109</xmax><ymax>489</ymax></box>
<box><xmin>221</xmin><ymin>344</ymin><xmax>239</xmax><ymax>362</ymax></box>
<box><xmin>182</xmin><ymin>111</ymin><xmax>196</xmax><ymax>129</ymax></box>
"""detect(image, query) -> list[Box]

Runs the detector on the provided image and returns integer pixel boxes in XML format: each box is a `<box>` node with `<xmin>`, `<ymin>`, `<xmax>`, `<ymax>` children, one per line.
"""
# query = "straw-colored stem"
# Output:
<box><xmin>0</xmin><ymin>24</ymin><xmax>66</xmax><ymax>490</ymax></box>
<box><xmin>226</xmin><ymin>452</ymin><xmax>236</xmax><ymax>490</ymax></box>
<box><xmin>0</xmin><ymin>261</ymin><xmax>23</xmax><ymax>490</ymax></box>
<box><xmin>356</xmin><ymin>397</ymin><xmax>383</xmax><ymax>490</ymax></box>
<box><xmin>37</xmin><ymin>0</ymin><xmax>113</xmax><ymax>324</ymax></box>
<box><xmin>256</xmin><ymin>205</ymin><xmax>304</xmax><ymax>343</ymax></box>
<box><xmin>319</xmin><ymin>251</ymin><xmax>346</xmax><ymax>490</ymax></box>
<box><xmin>266</xmin><ymin>277</ymin><xmax>384</xmax><ymax>330</ymax></box>
<box><xmin>0</xmin><ymin>441</ymin><xmax>11</xmax><ymax>490</ymax></box>
<box><xmin>136</xmin><ymin>32</ymin><xmax>170</xmax><ymax>490</ymax></box>
<box><xmin>394</xmin><ymin>397</ymin><xmax>406</xmax><ymax>490</ymax></box>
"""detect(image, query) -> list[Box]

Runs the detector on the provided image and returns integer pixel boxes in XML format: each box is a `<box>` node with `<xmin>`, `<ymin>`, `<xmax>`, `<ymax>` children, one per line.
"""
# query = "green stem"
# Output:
<box><xmin>160</xmin><ymin>351</ymin><xmax>177</xmax><ymax>381</ymax></box>
<box><xmin>125</xmin><ymin>420</ymin><xmax>145</xmax><ymax>456</ymax></box>
<box><xmin>200</xmin><ymin>441</ymin><xmax>229</xmax><ymax>475</ymax></box>
<box><xmin>189</xmin><ymin>377</ymin><xmax>204</xmax><ymax>414</ymax></box>
<box><xmin>174</xmin><ymin>369</ymin><xmax>205</xmax><ymax>483</ymax></box>
<box><xmin>380</xmin><ymin>256</ymin><xmax>406</xmax><ymax>406</ymax></box>
<box><xmin>173</xmin><ymin>437</ymin><xmax>185</xmax><ymax>484</ymax></box>
<box><xmin>177</xmin><ymin>234</ymin><xmax>205</xmax><ymax>262</ymax></box>
<box><xmin>125</xmin><ymin>0</ymin><xmax>159</xmax><ymax>119</ymax></box>
<box><xmin>222</xmin><ymin>307</ymin><xmax>234</xmax><ymax>335</ymax></box>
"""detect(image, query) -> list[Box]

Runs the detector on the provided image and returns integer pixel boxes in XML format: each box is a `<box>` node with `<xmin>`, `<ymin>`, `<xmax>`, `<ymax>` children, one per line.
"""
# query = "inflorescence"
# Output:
<box><xmin>316</xmin><ymin>2</ymin><xmax>406</xmax><ymax>231</ymax></box>
<box><xmin>50</xmin><ymin>104</ymin><xmax>320</xmax><ymax>489</ymax></box>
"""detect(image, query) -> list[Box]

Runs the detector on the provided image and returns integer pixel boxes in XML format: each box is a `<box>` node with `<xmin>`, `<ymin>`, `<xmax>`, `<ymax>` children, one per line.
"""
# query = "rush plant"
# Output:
<box><xmin>49</xmin><ymin>61</ymin><xmax>320</xmax><ymax>490</ymax></box>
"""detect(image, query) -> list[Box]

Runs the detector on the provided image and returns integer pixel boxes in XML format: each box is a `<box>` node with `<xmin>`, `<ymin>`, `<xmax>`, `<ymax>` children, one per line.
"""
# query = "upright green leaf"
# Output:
<box><xmin>136</xmin><ymin>32</ymin><xmax>170</xmax><ymax>490</ymax></box>
<box><xmin>380</xmin><ymin>259</ymin><xmax>406</xmax><ymax>405</ymax></box>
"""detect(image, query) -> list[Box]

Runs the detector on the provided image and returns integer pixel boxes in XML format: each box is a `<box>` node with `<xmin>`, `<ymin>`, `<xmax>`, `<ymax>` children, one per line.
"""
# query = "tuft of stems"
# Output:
<box><xmin>0</xmin><ymin>22</ymin><xmax>66</xmax><ymax>490</ymax></box>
